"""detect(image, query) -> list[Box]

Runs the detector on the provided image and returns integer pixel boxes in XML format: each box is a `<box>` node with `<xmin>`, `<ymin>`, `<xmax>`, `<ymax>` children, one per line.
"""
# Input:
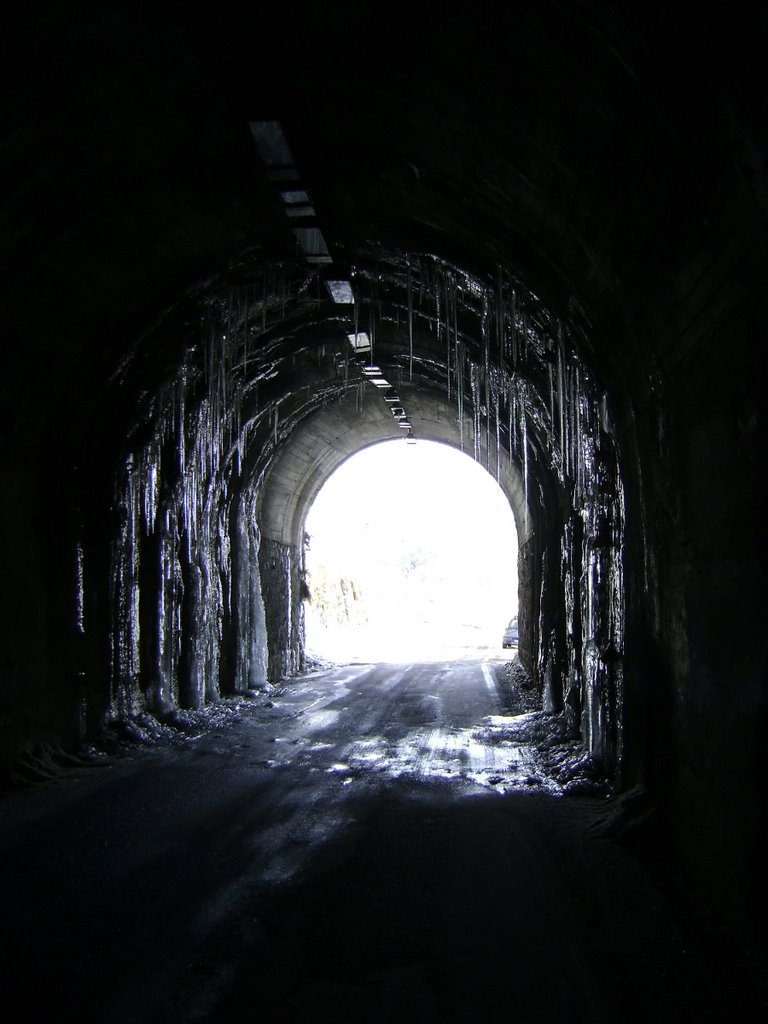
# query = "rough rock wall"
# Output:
<box><xmin>259</xmin><ymin>538</ymin><xmax>305</xmax><ymax>682</ymax></box>
<box><xmin>232</xmin><ymin>492</ymin><xmax>269</xmax><ymax>692</ymax></box>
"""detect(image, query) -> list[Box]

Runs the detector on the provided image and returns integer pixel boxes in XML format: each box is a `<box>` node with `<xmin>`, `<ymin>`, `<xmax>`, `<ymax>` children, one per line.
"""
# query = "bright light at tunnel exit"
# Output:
<box><xmin>304</xmin><ymin>439</ymin><xmax>519</xmax><ymax>663</ymax></box>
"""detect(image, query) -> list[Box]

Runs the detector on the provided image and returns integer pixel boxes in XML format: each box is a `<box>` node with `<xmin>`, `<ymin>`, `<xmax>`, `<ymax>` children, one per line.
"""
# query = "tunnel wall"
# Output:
<box><xmin>260</xmin><ymin>386</ymin><xmax>531</xmax><ymax>673</ymax></box>
<box><xmin>259</xmin><ymin>538</ymin><xmax>305</xmax><ymax>682</ymax></box>
<box><xmin>231</xmin><ymin>491</ymin><xmax>269</xmax><ymax>692</ymax></box>
<box><xmin>0</xmin><ymin>249</ymin><xmax>628</xmax><ymax>797</ymax></box>
<box><xmin>656</xmin><ymin>296</ymin><xmax>768</xmax><ymax>936</ymax></box>
<box><xmin>93</xmin><ymin>274</ymin><xmax>330</xmax><ymax>721</ymax></box>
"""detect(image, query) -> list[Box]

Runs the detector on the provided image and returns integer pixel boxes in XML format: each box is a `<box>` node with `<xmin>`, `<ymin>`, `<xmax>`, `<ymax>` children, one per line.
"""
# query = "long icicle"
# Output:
<box><xmin>407</xmin><ymin>260</ymin><xmax>414</xmax><ymax>382</ymax></box>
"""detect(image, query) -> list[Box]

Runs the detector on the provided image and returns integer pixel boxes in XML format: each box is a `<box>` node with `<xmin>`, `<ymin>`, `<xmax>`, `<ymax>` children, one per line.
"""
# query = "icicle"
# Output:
<box><xmin>575</xmin><ymin>363</ymin><xmax>582</xmax><ymax>501</ymax></box>
<box><xmin>177</xmin><ymin>367</ymin><xmax>186</xmax><ymax>477</ymax></box>
<box><xmin>494</xmin><ymin>373</ymin><xmax>501</xmax><ymax>484</ymax></box>
<box><xmin>473</xmin><ymin>364</ymin><xmax>481</xmax><ymax>463</ymax></box>
<box><xmin>435</xmin><ymin>277</ymin><xmax>442</xmax><ymax>345</ymax></box>
<box><xmin>496</xmin><ymin>267</ymin><xmax>505</xmax><ymax>363</ymax></box>
<box><xmin>557</xmin><ymin>337</ymin><xmax>565</xmax><ymax>479</ymax></box>
<box><xmin>508</xmin><ymin>383</ymin><xmax>514</xmax><ymax>469</ymax></box>
<box><xmin>482</xmin><ymin>293</ymin><xmax>491</xmax><ymax>470</ymax></box>
<box><xmin>349</xmin><ymin>292</ymin><xmax>359</xmax><ymax>386</ymax></box>
<box><xmin>451</xmin><ymin>279</ymin><xmax>458</xmax><ymax>402</ymax></box>
<box><xmin>445</xmin><ymin>274</ymin><xmax>451</xmax><ymax>401</ymax></box>
<box><xmin>368</xmin><ymin>300</ymin><xmax>375</xmax><ymax>367</ymax></box>
<box><xmin>511</xmin><ymin>288</ymin><xmax>518</xmax><ymax>368</ymax></box>
<box><xmin>143</xmin><ymin>458</ymin><xmax>158</xmax><ymax>535</ymax></box>
<box><xmin>457</xmin><ymin>339</ymin><xmax>464</xmax><ymax>452</ymax></box>
<box><xmin>571</xmin><ymin>363</ymin><xmax>578</xmax><ymax>493</ymax></box>
<box><xmin>522</xmin><ymin>408</ymin><xmax>529</xmax><ymax>535</ymax></box>
<box><xmin>75</xmin><ymin>542</ymin><xmax>85</xmax><ymax>635</ymax></box>
<box><xmin>407</xmin><ymin>260</ymin><xmax>414</xmax><ymax>382</ymax></box>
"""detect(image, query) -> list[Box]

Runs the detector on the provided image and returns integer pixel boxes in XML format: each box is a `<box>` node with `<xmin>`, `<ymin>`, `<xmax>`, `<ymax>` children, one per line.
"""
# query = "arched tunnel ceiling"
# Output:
<box><xmin>147</xmin><ymin>245</ymin><xmax>595</xmax><ymax>572</ymax></box>
<box><xmin>259</xmin><ymin>386</ymin><xmax>530</xmax><ymax>550</ymax></box>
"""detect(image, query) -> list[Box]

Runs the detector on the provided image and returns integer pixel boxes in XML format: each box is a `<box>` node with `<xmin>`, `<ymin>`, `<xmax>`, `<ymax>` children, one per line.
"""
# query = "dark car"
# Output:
<box><xmin>502</xmin><ymin>617</ymin><xmax>519</xmax><ymax>648</ymax></box>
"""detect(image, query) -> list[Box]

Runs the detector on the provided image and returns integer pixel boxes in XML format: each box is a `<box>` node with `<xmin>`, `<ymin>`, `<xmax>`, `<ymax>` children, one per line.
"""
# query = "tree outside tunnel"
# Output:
<box><xmin>303</xmin><ymin>439</ymin><xmax>519</xmax><ymax>663</ymax></box>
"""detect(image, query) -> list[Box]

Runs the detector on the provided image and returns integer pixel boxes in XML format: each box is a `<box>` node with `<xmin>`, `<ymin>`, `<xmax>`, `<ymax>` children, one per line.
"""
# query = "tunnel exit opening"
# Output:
<box><xmin>302</xmin><ymin>438</ymin><xmax>519</xmax><ymax>664</ymax></box>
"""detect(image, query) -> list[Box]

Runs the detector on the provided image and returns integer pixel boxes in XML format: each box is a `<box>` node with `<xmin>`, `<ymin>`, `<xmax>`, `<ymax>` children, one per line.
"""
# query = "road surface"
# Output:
<box><xmin>1</xmin><ymin>657</ymin><xmax>764</xmax><ymax>1021</ymax></box>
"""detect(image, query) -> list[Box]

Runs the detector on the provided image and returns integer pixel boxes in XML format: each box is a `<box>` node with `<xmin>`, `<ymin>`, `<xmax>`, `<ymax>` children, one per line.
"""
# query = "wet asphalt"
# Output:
<box><xmin>1</xmin><ymin>656</ymin><xmax>765</xmax><ymax>1022</ymax></box>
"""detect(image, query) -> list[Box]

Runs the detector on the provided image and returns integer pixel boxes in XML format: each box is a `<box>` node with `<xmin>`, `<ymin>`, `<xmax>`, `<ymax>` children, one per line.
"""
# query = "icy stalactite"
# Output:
<box><xmin>482</xmin><ymin>291</ymin><xmax>491</xmax><ymax>472</ymax></box>
<box><xmin>233</xmin><ymin>490</ymin><xmax>268</xmax><ymax>691</ymax></box>
<box><xmin>522</xmin><ymin>404</ymin><xmax>529</xmax><ymax>535</ymax></box>
<box><xmin>110</xmin><ymin>455</ymin><xmax>142</xmax><ymax>717</ymax></box>
<box><xmin>507</xmin><ymin>383</ymin><xmax>516</xmax><ymax>470</ymax></box>
<box><xmin>456</xmin><ymin>336</ymin><xmax>465</xmax><ymax>451</ymax></box>
<box><xmin>74</xmin><ymin>542</ymin><xmax>85</xmax><ymax>636</ymax></box>
<box><xmin>557</xmin><ymin>340</ymin><xmax>565</xmax><ymax>478</ymax></box>
<box><xmin>512</xmin><ymin>284</ymin><xmax>524</xmax><ymax>368</ymax></box>
<box><xmin>470</xmin><ymin>363</ymin><xmax>481</xmax><ymax>462</ymax></box>
<box><xmin>407</xmin><ymin>260</ymin><xmax>414</xmax><ymax>381</ymax></box>
<box><xmin>497</xmin><ymin>267</ymin><xmax>506</xmax><ymax>364</ymax></box>
<box><xmin>492</xmin><ymin>369</ymin><xmax>501</xmax><ymax>483</ymax></box>
<box><xmin>368</xmin><ymin>301</ymin><xmax>376</xmax><ymax>368</ymax></box>
<box><xmin>560</xmin><ymin>518</ymin><xmax>581</xmax><ymax>729</ymax></box>
<box><xmin>449</xmin><ymin>275</ymin><xmax>459</xmax><ymax>403</ymax></box>
<box><xmin>107</xmin><ymin>263</ymin><xmax>313</xmax><ymax>715</ymax></box>
<box><xmin>155</xmin><ymin>516</ymin><xmax>182</xmax><ymax>708</ymax></box>
<box><xmin>434</xmin><ymin>271</ymin><xmax>442</xmax><ymax>348</ymax></box>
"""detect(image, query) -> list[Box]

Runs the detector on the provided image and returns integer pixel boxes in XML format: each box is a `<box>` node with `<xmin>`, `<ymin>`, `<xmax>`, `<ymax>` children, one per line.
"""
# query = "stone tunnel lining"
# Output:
<box><xmin>258</xmin><ymin>385</ymin><xmax>532</xmax><ymax>551</ymax></box>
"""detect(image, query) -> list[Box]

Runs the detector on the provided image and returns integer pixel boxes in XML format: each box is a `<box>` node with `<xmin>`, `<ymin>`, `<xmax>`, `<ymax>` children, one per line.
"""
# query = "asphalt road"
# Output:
<box><xmin>1</xmin><ymin>657</ymin><xmax>764</xmax><ymax>1022</ymax></box>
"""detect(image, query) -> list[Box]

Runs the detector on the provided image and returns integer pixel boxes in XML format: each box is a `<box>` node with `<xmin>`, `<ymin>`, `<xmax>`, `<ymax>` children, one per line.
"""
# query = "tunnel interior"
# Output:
<box><xmin>2</xmin><ymin>0</ymin><xmax>767</xmax><ymax>970</ymax></box>
<box><xmin>98</xmin><ymin>246</ymin><xmax>625</xmax><ymax>781</ymax></box>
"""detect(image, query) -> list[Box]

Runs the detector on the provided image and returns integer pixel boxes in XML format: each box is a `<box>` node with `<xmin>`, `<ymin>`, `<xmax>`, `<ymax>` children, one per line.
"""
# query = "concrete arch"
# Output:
<box><xmin>256</xmin><ymin>382</ymin><xmax>535</xmax><ymax>677</ymax></box>
<box><xmin>259</xmin><ymin>387</ymin><xmax>531</xmax><ymax>551</ymax></box>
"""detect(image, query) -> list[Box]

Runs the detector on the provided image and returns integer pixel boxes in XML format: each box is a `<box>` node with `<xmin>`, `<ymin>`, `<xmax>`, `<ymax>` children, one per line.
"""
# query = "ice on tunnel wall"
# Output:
<box><xmin>352</xmin><ymin>254</ymin><xmax>626</xmax><ymax>771</ymax></box>
<box><xmin>233</xmin><ymin>490</ymin><xmax>269</xmax><ymax>691</ymax></box>
<box><xmin>110</xmin><ymin>454</ymin><xmax>142</xmax><ymax>716</ymax></box>
<box><xmin>106</xmin><ymin>265</ymin><xmax>311</xmax><ymax>713</ymax></box>
<box><xmin>109</xmin><ymin>429</ymin><xmax>229</xmax><ymax>714</ymax></box>
<box><xmin>103</xmin><ymin>252</ymin><xmax>625</xmax><ymax>773</ymax></box>
<box><xmin>259</xmin><ymin>536</ymin><xmax>305</xmax><ymax>682</ymax></box>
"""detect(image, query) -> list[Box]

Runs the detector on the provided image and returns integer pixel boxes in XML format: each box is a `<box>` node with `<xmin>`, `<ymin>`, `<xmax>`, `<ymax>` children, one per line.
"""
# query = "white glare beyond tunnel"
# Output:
<box><xmin>303</xmin><ymin>439</ymin><xmax>519</xmax><ymax>663</ymax></box>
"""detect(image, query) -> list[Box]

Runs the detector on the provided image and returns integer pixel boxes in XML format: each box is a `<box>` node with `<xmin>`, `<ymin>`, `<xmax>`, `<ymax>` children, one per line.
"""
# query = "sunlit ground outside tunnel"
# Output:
<box><xmin>304</xmin><ymin>439</ymin><xmax>518</xmax><ymax>664</ymax></box>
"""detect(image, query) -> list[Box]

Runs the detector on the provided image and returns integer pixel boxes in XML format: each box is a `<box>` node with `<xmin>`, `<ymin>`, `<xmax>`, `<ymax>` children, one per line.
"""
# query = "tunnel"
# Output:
<box><xmin>2</xmin><ymin>3</ymin><xmax>767</xmax><ymax>1018</ymax></box>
